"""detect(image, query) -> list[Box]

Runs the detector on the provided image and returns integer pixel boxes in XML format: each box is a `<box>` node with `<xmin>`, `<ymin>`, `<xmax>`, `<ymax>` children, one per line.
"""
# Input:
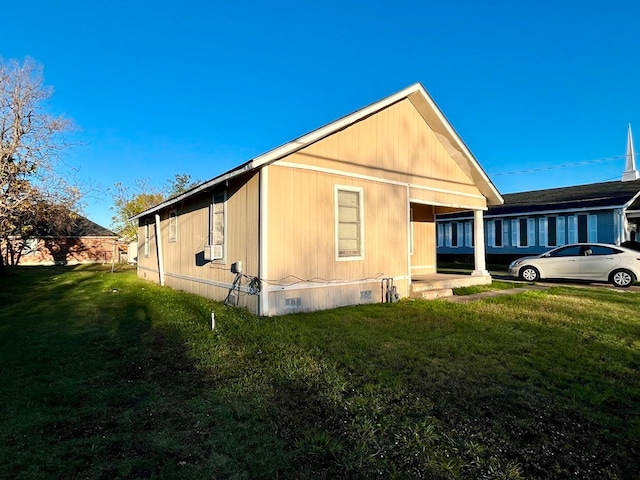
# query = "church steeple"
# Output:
<box><xmin>622</xmin><ymin>124</ymin><xmax>640</xmax><ymax>181</ymax></box>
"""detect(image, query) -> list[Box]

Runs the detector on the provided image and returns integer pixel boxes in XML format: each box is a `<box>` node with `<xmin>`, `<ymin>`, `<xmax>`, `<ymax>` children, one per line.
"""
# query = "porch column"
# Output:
<box><xmin>472</xmin><ymin>209</ymin><xmax>489</xmax><ymax>277</ymax></box>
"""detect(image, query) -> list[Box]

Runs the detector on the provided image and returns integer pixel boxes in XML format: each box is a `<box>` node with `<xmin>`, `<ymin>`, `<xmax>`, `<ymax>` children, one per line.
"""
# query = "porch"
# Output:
<box><xmin>410</xmin><ymin>273</ymin><xmax>492</xmax><ymax>300</ymax></box>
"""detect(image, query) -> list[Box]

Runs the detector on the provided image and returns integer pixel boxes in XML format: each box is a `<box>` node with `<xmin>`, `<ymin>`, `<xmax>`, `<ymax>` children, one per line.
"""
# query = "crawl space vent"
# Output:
<box><xmin>284</xmin><ymin>297</ymin><xmax>302</xmax><ymax>313</ymax></box>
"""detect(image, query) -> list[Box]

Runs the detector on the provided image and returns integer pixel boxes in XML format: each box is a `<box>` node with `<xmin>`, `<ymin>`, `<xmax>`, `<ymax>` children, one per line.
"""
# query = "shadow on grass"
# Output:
<box><xmin>0</xmin><ymin>267</ymin><xmax>290</xmax><ymax>479</ymax></box>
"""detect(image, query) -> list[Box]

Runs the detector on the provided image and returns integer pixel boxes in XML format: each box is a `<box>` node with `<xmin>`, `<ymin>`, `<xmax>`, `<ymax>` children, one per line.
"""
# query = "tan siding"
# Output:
<box><xmin>411</xmin><ymin>204</ymin><xmax>436</xmax><ymax>274</ymax></box>
<box><xmin>139</xmin><ymin>172</ymin><xmax>260</xmax><ymax>311</ymax></box>
<box><xmin>267</xmin><ymin>164</ymin><xmax>409</xmax><ymax>293</ymax></box>
<box><xmin>287</xmin><ymin>98</ymin><xmax>483</xmax><ymax>203</ymax></box>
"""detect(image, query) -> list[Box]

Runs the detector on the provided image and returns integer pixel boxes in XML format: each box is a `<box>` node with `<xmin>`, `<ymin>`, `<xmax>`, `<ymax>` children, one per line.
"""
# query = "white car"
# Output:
<box><xmin>508</xmin><ymin>243</ymin><xmax>640</xmax><ymax>287</ymax></box>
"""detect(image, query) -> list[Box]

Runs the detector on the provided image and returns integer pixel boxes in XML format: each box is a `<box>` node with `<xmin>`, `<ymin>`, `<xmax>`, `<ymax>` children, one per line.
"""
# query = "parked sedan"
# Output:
<box><xmin>508</xmin><ymin>243</ymin><xmax>640</xmax><ymax>287</ymax></box>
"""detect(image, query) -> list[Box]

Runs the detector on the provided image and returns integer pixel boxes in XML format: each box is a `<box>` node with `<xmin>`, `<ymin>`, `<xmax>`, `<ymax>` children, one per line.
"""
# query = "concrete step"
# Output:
<box><xmin>410</xmin><ymin>288</ymin><xmax>454</xmax><ymax>300</ymax></box>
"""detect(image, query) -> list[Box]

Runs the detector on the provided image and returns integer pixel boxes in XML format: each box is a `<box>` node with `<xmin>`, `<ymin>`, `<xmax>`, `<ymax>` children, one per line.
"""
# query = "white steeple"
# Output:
<box><xmin>622</xmin><ymin>124</ymin><xmax>640</xmax><ymax>182</ymax></box>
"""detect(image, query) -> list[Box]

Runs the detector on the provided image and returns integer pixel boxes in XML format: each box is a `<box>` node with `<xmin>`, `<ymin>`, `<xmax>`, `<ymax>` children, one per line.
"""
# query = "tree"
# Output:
<box><xmin>110</xmin><ymin>174</ymin><xmax>199</xmax><ymax>242</ymax></box>
<box><xmin>110</xmin><ymin>180</ymin><xmax>164</xmax><ymax>242</ymax></box>
<box><xmin>1</xmin><ymin>57</ymin><xmax>80</xmax><ymax>274</ymax></box>
<box><xmin>165</xmin><ymin>173</ymin><xmax>200</xmax><ymax>198</ymax></box>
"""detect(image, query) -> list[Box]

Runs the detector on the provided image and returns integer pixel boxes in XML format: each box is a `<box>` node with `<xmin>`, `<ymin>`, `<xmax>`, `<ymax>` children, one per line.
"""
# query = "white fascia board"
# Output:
<box><xmin>407</xmin><ymin>86</ymin><xmax>503</xmax><ymax>206</ymax></box>
<box><xmin>435</xmin><ymin>204</ymin><xmax>629</xmax><ymax>223</ymax></box>
<box><xmin>623</xmin><ymin>190</ymin><xmax>640</xmax><ymax>210</ymax></box>
<box><xmin>249</xmin><ymin>83</ymin><xmax>425</xmax><ymax>170</ymax></box>
<box><xmin>129</xmin><ymin>162</ymin><xmax>254</xmax><ymax>221</ymax></box>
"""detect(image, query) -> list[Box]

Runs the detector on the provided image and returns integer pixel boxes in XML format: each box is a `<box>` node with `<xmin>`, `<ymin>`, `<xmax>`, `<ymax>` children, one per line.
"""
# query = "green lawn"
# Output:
<box><xmin>1</xmin><ymin>266</ymin><xmax>639</xmax><ymax>479</ymax></box>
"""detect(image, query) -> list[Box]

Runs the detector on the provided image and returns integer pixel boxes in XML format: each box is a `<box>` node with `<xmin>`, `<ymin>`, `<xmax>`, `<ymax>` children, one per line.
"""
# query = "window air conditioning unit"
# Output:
<box><xmin>204</xmin><ymin>244</ymin><xmax>223</xmax><ymax>261</ymax></box>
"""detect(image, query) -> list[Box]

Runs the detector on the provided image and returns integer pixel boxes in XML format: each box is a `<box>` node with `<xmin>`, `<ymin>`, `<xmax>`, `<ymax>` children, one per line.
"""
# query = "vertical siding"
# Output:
<box><xmin>137</xmin><ymin>172</ymin><xmax>260</xmax><ymax>313</ymax></box>
<box><xmin>411</xmin><ymin>204</ymin><xmax>436</xmax><ymax>274</ymax></box>
<box><xmin>266</xmin><ymin>164</ymin><xmax>409</xmax><ymax>310</ymax></box>
<box><xmin>290</xmin><ymin>98</ymin><xmax>486</xmax><ymax>206</ymax></box>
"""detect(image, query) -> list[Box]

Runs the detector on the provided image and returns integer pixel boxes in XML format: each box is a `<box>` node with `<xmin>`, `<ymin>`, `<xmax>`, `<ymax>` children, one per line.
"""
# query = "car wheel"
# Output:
<box><xmin>610</xmin><ymin>269</ymin><xmax>635</xmax><ymax>288</ymax></box>
<box><xmin>520</xmin><ymin>266</ymin><xmax>540</xmax><ymax>282</ymax></box>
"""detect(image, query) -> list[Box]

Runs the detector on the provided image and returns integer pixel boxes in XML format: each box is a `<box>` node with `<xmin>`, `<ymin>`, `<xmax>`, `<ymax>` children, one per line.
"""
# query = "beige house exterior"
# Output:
<box><xmin>133</xmin><ymin>83</ymin><xmax>503</xmax><ymax>315</ymax></box>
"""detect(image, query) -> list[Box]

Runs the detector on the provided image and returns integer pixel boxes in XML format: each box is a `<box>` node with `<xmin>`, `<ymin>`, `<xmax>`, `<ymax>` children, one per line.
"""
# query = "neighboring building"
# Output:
<box><xmin>132</xmin><ymin>83</ymin><xmax>503</xmax><ymax>316</ymax></box>
<box><xmin>2</xmin><ymin>215</ymin><xmax>119</xmax><ymax>266</ymax></box>
<box><xmin>437</xmin><ymin>126</ymin><xmax>640</xmax><ymax>262</ymax></box>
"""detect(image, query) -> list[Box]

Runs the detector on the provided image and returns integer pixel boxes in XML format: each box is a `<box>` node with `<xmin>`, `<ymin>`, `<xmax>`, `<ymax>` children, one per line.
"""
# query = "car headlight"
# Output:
<box><xmin>509</xmin><ymin>259</ymin><xmax>523</xmax><ymax>269</ymax></box>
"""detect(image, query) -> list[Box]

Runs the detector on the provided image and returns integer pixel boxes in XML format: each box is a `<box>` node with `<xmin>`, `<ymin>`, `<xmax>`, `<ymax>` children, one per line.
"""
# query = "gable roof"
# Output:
<box><xmin>34</xmin><ymin>214</ymin><xmax>117</xmax><ymax>238</ymax></box>
<box><xmin>439</xmin><ymin>178</ymin><xmax>640</xmax><ymax>219</ymax></box>
<box><xmin>132</xmin><ymin>83</ymin><xmax>502</xmax><ymax>220</ymax></box>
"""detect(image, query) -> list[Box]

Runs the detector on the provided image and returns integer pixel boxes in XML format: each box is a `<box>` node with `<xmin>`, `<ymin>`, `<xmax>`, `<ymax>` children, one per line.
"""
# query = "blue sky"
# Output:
<box><xmin>4</xmin><ymin>0</ymin><xmax>640</xmax><ymax>228</ymax></box>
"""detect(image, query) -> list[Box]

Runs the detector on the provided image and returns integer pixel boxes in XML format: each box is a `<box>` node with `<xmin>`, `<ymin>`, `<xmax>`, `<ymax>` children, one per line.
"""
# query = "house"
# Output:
<box><xmin>132</xmin><ymin>83</ymin><xmax>503</xmax><ymax>315</ymax></box>
<box><xmin>437</xmin><ymin>126</ymin><xmax>640</xmax><ymax>263</ymax></box>
<box><xmin>3</xmin><ymin>214</ymin><xmax>119</xmax><ymax>266</ymax></box>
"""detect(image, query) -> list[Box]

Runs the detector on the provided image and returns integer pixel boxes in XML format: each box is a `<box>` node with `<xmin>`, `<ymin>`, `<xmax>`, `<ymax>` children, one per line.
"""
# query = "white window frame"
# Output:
<box><xmin>502</xmin><ymin>219</ymin><xmax>509</xmax><ymax>247</ymax></box>
<box><xmin>168</xmin><ymin>211</ymin><xmax>178</xmax><ymax>243</ymax></box>
<box><xmin>567</xmin><ymin>215</ymin><xmax>578</xmax><ymax>244</ymax></box>
<box><xmin>487</xmin><ymin>220</ymin><xmax>495</xmax><ymax>247</ymax></box>
<box><xmin>211</xmin><ymin>191</ymin><xmax>227</xmax><ymax>263</ymax></box>
<box><xmin>588</xmin><ymin>214</ymin><xmax>598</xmax><ymax>242</ymax></box>
<box><xmin>437</xmin><ymin>223</ymin><xmax>444</xmax><ymax>247</ymax></box>
<box><xmin>527</xmin><ymin>218</ymin><xmax>536</xmax><ymax>247</ymax></box>
<box><xmin>557</xmin><ymin>216</ymin><xmax>566</xmax><ymax>246</ymax></box>
<box><xmin>539</xmin><ymin>217</ymin><xmax>548</xmax><ymax>247</ymax></box>
<box><xmin>511</xmin><ymin>219</ymin><xmax>520</xmax><ymax>247</ymax></box>
<box><xmin>335</xmin><ymin>185</ymin><xmax>364</xmax><ymax>261</ymax></box>
<box><xmin>464</xmin><ymin>221</ymin><xmax>473</xmax><ymax>247</ymax></box>
<box><xmin>456</xmin><ymin>222</ymin><xmax>464</xmax><ymax>248</ymax></box>
<box><xmin>144</xmin><ymin>220</ymin><xmax>150</xmax><ymax>257</ymax></box>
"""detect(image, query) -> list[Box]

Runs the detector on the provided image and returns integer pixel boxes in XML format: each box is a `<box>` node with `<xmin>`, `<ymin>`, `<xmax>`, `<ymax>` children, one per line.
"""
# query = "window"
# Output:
<box><xmin>211</xmin><ymin>191</ymin><xmax>226</xmax><ymax>261</ymax></box>
<box><xmin>549</xmin><ymin>245</ymin><xmax>582</xmax><ymax>257</ymax></box>
<box><xmin>464</xmin><ymin>221</ymin><xmax>473</xmax><ymax>247</ymax></box>
<box><xmin>168</xmin><ymin>211</ymin><xmax>178</xmax><ymax>243</ymax></box>
<box><xmin>144</xmin><ymin>220</ymin><xmax>150</xmax><ymax>257</ymax></box>
<box><xmin>557</xmin><ymin>216</ymin><xmax>566</xmax><ymax>246</ymax></box>
<box><xmin>336</xmin><ymin>186</ymin><xmax>363</xmax><ymax>259</ymax></box>
<box><xmin>519</xmin><ymin>219</ymin><xmax>528</xmax><ymax>247</ymax></box>
<box><xmin>451</xmin><ymin>223</ymin><xmax>458</xmax><ymax>247</ymax></box>
<box><xmin>548</xmin><ymin>217</ymin><xmax>557</xmax><ymax>246</ymax></box>
<box><xmin>437</xmin><ymin>223</ymin><xmax>444</xmax><ymax>247</ymax></box>
<box><xmin>588</xmin><ymin>215</ymin><xmax>598</xmax><ymax>242</ymax></box>
<box><xmin>488</xmin><ymin>219</ymin><xmax>503</xmax><ymax>247</ymax></box>
<box><xmin>567</xmin><ymin>214</ymin><xmax>596</xmax><ymax>243</ymax></box>
<box><xmin>527</xmin><ymin>218</ymin><xmax>536</xmax><ymax>247</ymax></box>
<box><xmin>539</xmin><ymin>218</ymin><xmax>548</xmax><ymax>247</ymax></box>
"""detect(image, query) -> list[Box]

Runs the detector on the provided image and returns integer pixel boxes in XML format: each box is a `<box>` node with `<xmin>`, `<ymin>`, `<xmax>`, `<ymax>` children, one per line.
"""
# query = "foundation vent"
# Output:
<box><xmin>360</xmin><ymin>290</ymin><xmax>373</xmax><ymax>303</ymax></box>
<box><xmin>284</xmin><ymin>297</ymin><xmax>302</xmax><ymax>313</ymax></box>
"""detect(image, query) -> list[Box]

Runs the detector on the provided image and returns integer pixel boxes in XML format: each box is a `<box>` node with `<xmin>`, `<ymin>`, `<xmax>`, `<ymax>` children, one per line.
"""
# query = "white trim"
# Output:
<box><xmin>277</xmin><ymin>160</ymin><xmax>486</xmax><ymax>201</ymax></box>
<box><xmin>168</xmin><ymin>211</ymin><xmax>178</xmax><ymax>243</ymax></box>
<box><xmin>210</xmin><ymin>190</ymin><xmax>227</xmax><ymax>263</ymax></box>
<box><xmin>438</xmin><ymin>204</ymin><xmax>629</xmax><ymax>222</ymax></box>
<box><xmin>165</xmin><ymin>271</ymin><xmax>253</xmax><ymax>293</ymax></box>
<box><xmin>155</xmin><ymin>214</ymin><xmax>165</xmax><ymax>286</ymax></box>
<box><xmin>144</xmin><ymin>220</ymin><xmax>150</xmax><ymax>257</ymax></box>
<box><xmin>335</xmin><ymin>185</ymin><xmax>364</xmax><ymax>261</ymax></box>
<box><xmin>410</xmin><ymin>264</ymin><xmax>436</xmax><ymax>270</ymax></box>
<box><xmin>527</xmin><ymin>218</ymin><xmax>536</xmax><ymax>247</ymax></box>
<box><xmin>131</xmin><ymin>83</ymin><xmax>502</xmax><ymax>221</ymax></box>
<box><xmin>265</xmin><ymin>276</ymin><xmax>409</xmax><ymax>293</ymax></box>
<box><xmin>137</xmin><ymin>264</ymin><xmax>158</xmax><ymax>274</ymax></box>
<box><xmin>259</xmin><ymin>167</ymin><xmax>269</xmax><ymax>316</ymax></box>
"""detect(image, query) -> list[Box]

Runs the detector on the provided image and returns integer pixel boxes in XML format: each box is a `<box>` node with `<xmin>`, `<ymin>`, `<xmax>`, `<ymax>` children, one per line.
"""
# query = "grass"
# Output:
<box><xmin>1</xmin><ymin>266</ymin><xmax>639</xmax><ymax>479</ymax></box>
<box><xmin>453</xmin><ymin>280</ymin><xmax>525</xmax><ymax>295</ymax></box>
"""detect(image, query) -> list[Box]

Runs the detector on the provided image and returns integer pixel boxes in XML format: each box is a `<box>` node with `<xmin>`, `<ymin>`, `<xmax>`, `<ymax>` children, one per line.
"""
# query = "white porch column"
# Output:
<box><xmin>472</xmin><ymin>209</ymin><xmax>489</xmax><ymax>277</ymax></box>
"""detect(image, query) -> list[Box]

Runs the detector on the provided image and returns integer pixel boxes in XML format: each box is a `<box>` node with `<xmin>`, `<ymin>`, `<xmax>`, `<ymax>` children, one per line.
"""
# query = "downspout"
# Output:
<box><xmin>155</xmin><ymin>214</ymin><xmax>165</xmax><ymax>286</ymax></box>
<box><xmin>259</xmin><ymin>166</ymin><xmax>269</xmax><ymax>316</ymax></box>
<box><xmin>406</xmin><ymin>184</ymin><xmax>411</xmax><ymax>287</ymax></box>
